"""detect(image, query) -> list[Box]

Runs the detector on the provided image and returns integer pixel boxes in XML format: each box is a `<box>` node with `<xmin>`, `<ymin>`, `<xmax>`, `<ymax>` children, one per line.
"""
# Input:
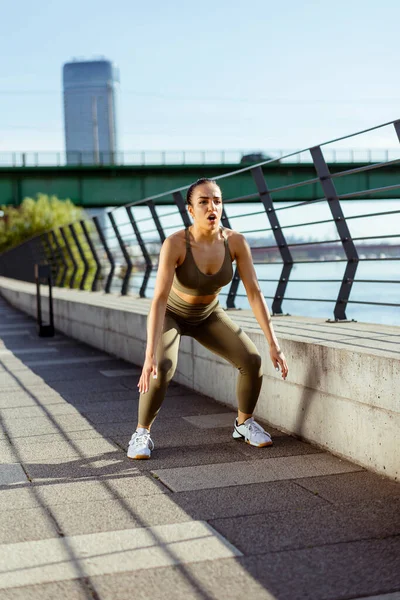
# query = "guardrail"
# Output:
<box><xmin>1</xmin><ymin>148</ymin><xmax>400</xmax><ymax>167</ymax></box>
<box><xmin>1</xmin><ymin>119</ymin><xmax>399</xmax><ymax>323</ymax></box>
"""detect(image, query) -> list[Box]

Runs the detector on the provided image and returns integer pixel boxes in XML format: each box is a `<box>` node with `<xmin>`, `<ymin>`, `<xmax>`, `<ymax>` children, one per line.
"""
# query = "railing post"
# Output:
<box><xmin>59</xmin><ymin>226</ymin><xmax>78</xmax><ymax>289</ymax></box>
<box><xmin>93</xmin><ymin>215</ymin><xmax>115</xmax><ymax>293</ymax></box>
<box><xmin>50</xmin><ymin>230</ymin><xmax>68</xmax><ymax>287</ymax></box>
<box><xmin>35</xmin><ymin>264</ymin><xmax>55</xmax><ymax>337</ymax></box>
<box><xmin>69</xmin><ymin>223</ymin><xmax>89</xmax><ymax>290</ymax></box>
<box><xmin>147</xmin><ymin>200</ymin><xmax>166</xmax><ymax>243</ymax></box>
<box><xmin>80</xmin><ymin>220</ymin><xmax>101</xmax><ymax>291</ymax></box>
<box><xmin>126</xmin><ymin>206</ymin><xmax>153</xmax><ymax>297</ymax></box>
<box><xmin>251</xmin><ymin>166</ymin><xmax>293</xmax><ymax>315</ymax></box>
<box><xmin>172</xmin><ymin>191</ymin><xmax>191</xmax><ymax>228</ymax></box>
<box><xmin>42</xmin><ymin>232</ymin><xmax>59</xmax><ymax>284</ymax></box>
<box><xmin>108</xmin><ymin>212</ymin><xmax>133</xmax><ymax>295</ymax></box>
<box><xmin>310</xmin><ymin>146</ymin><xmax>359</xmax><ymax>321</ymax></box>
<box><xmin>221</xmin><ymin>208</ymin><xmax>240</xmax><ymax>309</ymax></box>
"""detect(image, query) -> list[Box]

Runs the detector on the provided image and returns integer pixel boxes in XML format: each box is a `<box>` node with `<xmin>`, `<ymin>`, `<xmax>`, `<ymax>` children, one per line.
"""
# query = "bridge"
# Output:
<box><xmin>1</xmin><ymin>147</ymin><xmax>400</xmax><ymax>206</ymax></box>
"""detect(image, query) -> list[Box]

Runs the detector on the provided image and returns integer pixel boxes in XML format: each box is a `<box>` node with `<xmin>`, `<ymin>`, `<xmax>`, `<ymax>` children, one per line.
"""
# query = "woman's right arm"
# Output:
<box><xmin>137</xmin><ymin>236</ymin><xmax>180</xmax><ymax>394</ymax></box>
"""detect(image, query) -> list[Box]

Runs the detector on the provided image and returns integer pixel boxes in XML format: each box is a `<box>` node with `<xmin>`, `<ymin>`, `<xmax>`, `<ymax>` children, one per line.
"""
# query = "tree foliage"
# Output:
<box><xmin>0</xmin><ymin>194</ymin><xmax>84</xmax><ymax>253</ymax></box>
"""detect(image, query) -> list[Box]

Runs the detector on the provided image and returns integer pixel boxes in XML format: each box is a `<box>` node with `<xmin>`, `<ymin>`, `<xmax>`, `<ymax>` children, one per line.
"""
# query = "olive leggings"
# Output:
<box><xmin>138</xmin><ymin>302</ymin><xmax>263</xmax><ymax>427</ymax></box>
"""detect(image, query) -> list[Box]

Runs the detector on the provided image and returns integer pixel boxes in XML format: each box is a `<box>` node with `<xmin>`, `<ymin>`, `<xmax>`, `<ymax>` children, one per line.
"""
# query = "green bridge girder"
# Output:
<box><xmin>0</xmin><ymin>162</ymin><xmax>397</xmax><ymax>207</ymax></box>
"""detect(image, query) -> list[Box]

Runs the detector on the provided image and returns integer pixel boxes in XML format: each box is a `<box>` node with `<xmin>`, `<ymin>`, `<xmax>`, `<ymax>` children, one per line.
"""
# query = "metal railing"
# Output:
<box><xmin>1</xmin><ymin>119</ymin><xmax>400</xmax><ymax>323</ymax></box>
<box><xmin>1</xmin><ymin>148</ymin><xmax>400</xmax><ymax>167</ymax></box>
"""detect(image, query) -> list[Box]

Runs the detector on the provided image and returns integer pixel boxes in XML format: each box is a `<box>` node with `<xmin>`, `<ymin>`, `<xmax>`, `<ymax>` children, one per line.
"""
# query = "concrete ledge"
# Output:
<box><xmin>1</xmin><ymin>276</ymin><xmax>399</xmax><ymax>481</ymax></box>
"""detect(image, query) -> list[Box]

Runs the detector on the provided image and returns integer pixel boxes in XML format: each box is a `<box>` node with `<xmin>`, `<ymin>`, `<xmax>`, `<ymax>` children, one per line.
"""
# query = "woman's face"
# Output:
<box><xmin>188</xmin><ymin>182</ymin><xmax>222</xmax><ymax>230</ymax></box>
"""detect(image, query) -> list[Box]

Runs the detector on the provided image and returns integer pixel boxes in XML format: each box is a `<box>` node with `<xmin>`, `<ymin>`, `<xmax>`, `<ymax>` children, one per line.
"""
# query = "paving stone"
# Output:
<box><xmin>100</xmin><ymin>368</ymin><xmax>141</xmax><ymax>377</ymax></box>
<box><xmin>0</xmin><ymin>392</ymin><xmax>66</xmax><ymax>409</ymax></box>
<box><xmin>0</xmin><ymin>521</ymin><xmax>241</xmax><ymax>589</ymax></box>
<box><xmin>91</xmin><ymin>556</ymin><xmax>275</xmax><ymax>600</ymax></box>
<box><xmin>33</xmin><ymin>474</ymin><xmax>166</xmax><ymax>505</ymax></box>
<box><xmin>348</xmin><ymin>594</ymin><xmax>400</xmax><ymax>600</ymax></box>
<box><xmin>4</xmin><ymin>414</ymin><xmax>96</xmax><ymax>439</ymax></box>
<box><xmin>125</xmin><ymin>442</ymin><xmax>253</xmax><ymax>472</ymax></box>
<box><xmin>0</xmin><ymin>403</ymin><xmax>79</xmax><ymax>420</ymax></box>
<box><xmin>24</xmin><ymin>450</ymin><xmax>133</xmax><ymax>481</ymax></box>
<box><xmin>24</xmin><ymin>356</ymin><xmax>117</xmax><ymax>367</ymax></box>
<box><xmin>0</xmin><ymin>440</ymin><xmax>18</xmax><ymax>463</ymax></box>
<box><xmin>239</xmin><ymin>537</ymin><xmax>400</xmax><ymax>600</ymax></box>
<box><xmin>233</xmin><ymin>434</ymin><xmax>323</xmax><ymax>460</ymax></box>
<box><xmin>168</xmin><ymin>479</ymin><xmax>327</xmax><ymax>520</ymax></box>
<box><xmin>0</xmin><ymin>506</ymin><xmax>59</xmax><ymax>544</ymax></box>
<box><xmin>0</xmin><ymin>463</ymin><xmax>29</xmax><ymax>486</ymax></box>
<box><xmin>183</xmin><ymin>412</ymin><xmax>238</xmax><ymax>428</ymax></box>
<box><xmin>0</xmin><ymin>579</ymin><xmax>91</xmax><ymax>600</ymax></box>
<box><xmin>209</xmin><ymin>498</ymin><xmax>400</xmax><ymax>555</ymax></box>
<box><xmin>13</xmin><ymin>437</ymin><xmax>119</xmax><ymax>462</ymax></box>
<box><xmin>37</xmin><ymin>379</ymin><xmax>128</xmax><ymax>395</ymax></box>
<box><xmin>0</xmin><ymin>487</ymin><xmax>41</xmax><ymax>511</ymax></box>
<box><xmin>0</xmin><ymin>347</ymin><xmax>59</xmax><ymax>356</ymax></box>
<box><xmin>295</xmin><ymin>470</ymin><xmax>400</xmax><ymax>504</ymax></box>
<box><xmin>153</xmin><ymin>453</ymin><xmax>363</xmax><ymax>492</ymax></box>
<box><xmin>50</xmin><ymin>494</ymin><xmax>194</xmax><ymax>535</ymax></box>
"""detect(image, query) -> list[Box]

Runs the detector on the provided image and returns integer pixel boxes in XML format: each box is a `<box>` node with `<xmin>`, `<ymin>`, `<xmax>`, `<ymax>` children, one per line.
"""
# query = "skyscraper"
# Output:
<box><xmin>63</xmin><ymin>59</ymin><xmax>120</xmax><ymax>164</ymax></box>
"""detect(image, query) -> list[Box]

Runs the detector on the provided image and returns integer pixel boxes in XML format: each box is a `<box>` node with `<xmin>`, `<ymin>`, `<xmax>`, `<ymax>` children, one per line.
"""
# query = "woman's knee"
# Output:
<box><xmin>156</xmin><ymin>356</ymin><xmax>177</xmax><ymax>382</ymax></box>
<box><xmin>238</xmin><ymin>351</ymin><xmax>262</xmax><ymax>377</ymax></box>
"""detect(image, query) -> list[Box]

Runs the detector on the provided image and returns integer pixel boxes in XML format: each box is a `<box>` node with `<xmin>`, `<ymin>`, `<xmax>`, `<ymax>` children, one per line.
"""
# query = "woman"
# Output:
<box><xmin>127</xmin><ymin>178</ymin><xmax>288</xmax><ymax>459</ymax></box>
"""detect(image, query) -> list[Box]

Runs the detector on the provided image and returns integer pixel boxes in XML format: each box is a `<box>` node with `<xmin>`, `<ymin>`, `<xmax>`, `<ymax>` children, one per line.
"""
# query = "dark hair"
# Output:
<box><xmin>186</xmin><ymin>178</ymin><xmax>220</xmax><ymax>206</ymax></box>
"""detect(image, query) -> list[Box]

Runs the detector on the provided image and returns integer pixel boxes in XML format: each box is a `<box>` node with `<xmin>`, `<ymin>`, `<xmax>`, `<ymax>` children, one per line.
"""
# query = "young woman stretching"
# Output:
<box><xmin>127</xmin><ymin>178</ymin><xmax>288</xmax><ymax>459</ymax></box>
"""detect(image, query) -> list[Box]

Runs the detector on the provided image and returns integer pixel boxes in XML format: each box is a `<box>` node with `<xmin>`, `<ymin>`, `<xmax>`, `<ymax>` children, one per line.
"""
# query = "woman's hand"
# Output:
<box><xmin>269</xmin><ymin>345</ymin><xmax>288</xmax><ymax>380</ymax></box>
<box><xmin>137</xmin><ymin>355</ymin><xmax>158</xmax><ymax>394</ymax></box>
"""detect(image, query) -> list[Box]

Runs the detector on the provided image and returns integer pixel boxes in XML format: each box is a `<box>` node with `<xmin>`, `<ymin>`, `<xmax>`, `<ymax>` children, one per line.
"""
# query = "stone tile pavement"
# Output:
<box><xmin>0</xmin><ymin>297</ymin><xmax>399</xmax><ymax>600</ymax></box>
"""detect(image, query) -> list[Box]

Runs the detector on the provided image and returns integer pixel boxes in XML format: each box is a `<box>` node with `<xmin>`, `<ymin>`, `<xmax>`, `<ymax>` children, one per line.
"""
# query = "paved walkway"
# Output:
<box><xmin>0</xmin><ymin>296</ymin><xmax>399</xmax><ymax>600</ymax></box>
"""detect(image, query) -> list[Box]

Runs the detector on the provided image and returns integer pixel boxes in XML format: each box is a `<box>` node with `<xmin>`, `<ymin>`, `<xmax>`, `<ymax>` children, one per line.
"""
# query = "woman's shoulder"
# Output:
<box><xmin>222</xmin><ymin>227</ymin><xmax>246</xmax><ymax>244</ymax></box>
<box><xmin>163</xmin><ymin>229</ymin><xmax>187</xmax><ymax>255</ymax></box>
<box><xmin>167</xmin><ymin>229</ymin><xmax>187</xmax><ymax>245</ymax></box>
<box><xmin>222</xmin><ymin>227</ymin><xmax>248</xmax><ymax>257</ymax></box>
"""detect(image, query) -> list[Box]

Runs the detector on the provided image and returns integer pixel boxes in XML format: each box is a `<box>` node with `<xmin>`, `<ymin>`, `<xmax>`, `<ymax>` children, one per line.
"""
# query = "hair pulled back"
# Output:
<box><xmin>186</xmin><ymin>178</ymin><xmax>220</xmax><ymax>206</ymax></box>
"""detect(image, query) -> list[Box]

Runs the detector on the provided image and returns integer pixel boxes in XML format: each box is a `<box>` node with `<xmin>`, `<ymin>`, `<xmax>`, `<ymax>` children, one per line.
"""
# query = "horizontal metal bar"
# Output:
<box><xmin>274</xmin><ymin>197</ymin><xmax>327</xmax><ymax>212</ymax></box>
<box><xmin>159</xmin><ymin>209</ymin><xmax>181</xmax><ymax>219</ymax></box>
<box><xmin>279</xmin><ymin>217</ymin><xmax>334</xmax><ymax>230</ymax></box>
<box><xmin>224</xmin><ymin>192</ymin><xmax>260</xmax><ymax>204</ymax></box>
<box><xmin>252</xmin><ymin>238</ymin><xmax>342</xmax><ymax>250</ymax></box>
<box><xmin>352</xmin><ymin>233</ymin><xmax>400</xmax><ymax>242</ymax></box>
<box><xmin>345</xmin><ymin>209</ymin><xmax>400</xmax><ymax>221</ymax></box>
<box><xmin>130</xmin><ymin>214</ymin><xmax>155</xmax><ymax>224</ymax></box>
<box><xmin>226</xmin><ymin>209</ymin><xmax>267</xmax><ymax>220</ymax></box>
<box><xmin>339</xmin><ymin>181</ymin><xmax>400</xmax><ymax>199</ymax></box>
<box><xmin>236</xmin><ymin>293</ymin><xmax>400</xmax><ymax>307</ymax></box>
<box><xmin>330</xmin><ymin>155</ymin><xmax>400</xmax><ymax>179</ymax></box>
<box><xmin>257</xmin><ymin>277</ymin><xmax>400</xmax><ymax>284</ymax></box>
<box><xmin>265</xmin><ymin>176</ymin><xmax>320</xmax><ymax>195</ymax></box>
<box><xmin>241</xmin><ymin>226</ymin><xmax>274</xmax><ymax>234</ymax></box>
<box><xmin>346</xmin><ymin>299</ymin><xmax>400</xmax><ymax>307</ymax></box>
<box><xmin>350</xmin><ymin>278</ymin><xmax>400</xmax><ymax>283</ymax></box>
<box><xmin>161</xmin><ymin>223</ymin><xmax>183</xmax><ymax>231</ymax></box>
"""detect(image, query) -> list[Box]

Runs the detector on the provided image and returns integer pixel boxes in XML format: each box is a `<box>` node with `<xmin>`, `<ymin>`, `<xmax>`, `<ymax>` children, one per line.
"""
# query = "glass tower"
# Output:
<box><xmin>63</xmin><ymin>59</ymin><xmax>120</xmax><ymax>164</ymax></box>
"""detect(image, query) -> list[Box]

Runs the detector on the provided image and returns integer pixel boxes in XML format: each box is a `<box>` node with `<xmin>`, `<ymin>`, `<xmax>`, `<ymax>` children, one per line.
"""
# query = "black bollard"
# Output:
<box><xmin>35</xmin><ymin>264</ymin><xmax>55</xmax><ymax>337</ymax></box>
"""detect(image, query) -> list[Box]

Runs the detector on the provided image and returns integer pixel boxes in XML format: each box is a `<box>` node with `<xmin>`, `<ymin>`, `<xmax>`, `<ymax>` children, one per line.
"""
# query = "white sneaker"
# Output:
<box><xmin>232</xmin><ymin>417</ymin><xmax>273</xmax><ymax>447</ymax></box>
<box><xmin>127</xmin><ymin>428</ymin><xmax>154</xmax><ymax>459</ymax></box>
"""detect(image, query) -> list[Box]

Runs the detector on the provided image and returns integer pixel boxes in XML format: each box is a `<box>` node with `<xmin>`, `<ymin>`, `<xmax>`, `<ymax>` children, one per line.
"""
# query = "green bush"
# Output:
<box><xmin>0</xmin><ymin>194</ymin><xmax>84</xmax><ymax>253</ymax></box>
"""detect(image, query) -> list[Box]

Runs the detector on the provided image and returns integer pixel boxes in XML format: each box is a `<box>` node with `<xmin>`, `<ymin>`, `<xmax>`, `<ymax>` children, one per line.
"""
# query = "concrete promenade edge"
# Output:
<box><xmin>0</xmin><ymin>296</ymin><xmax>399</xmax><ymax>600</ymax></box>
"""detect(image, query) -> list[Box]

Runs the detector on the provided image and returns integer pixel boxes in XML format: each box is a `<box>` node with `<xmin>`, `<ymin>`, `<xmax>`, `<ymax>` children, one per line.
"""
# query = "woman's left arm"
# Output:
<box><xmin>233</xmin><ymin>232</ymin><xmax>289</xmax><ymax>380</ymax></box>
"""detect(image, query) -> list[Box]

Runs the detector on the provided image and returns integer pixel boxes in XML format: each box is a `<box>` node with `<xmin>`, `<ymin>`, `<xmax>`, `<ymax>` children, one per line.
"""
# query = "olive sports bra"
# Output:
<box><xmin>172</xmin><ymin>227</ymin><xmax>233</xmax><ymax>297</ymax></box>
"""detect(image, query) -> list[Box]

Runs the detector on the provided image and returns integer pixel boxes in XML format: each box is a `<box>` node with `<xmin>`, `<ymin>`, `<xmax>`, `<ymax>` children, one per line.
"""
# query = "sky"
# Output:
<box><xmin>1</xmin><ymin>0</ymin><xmax>400</xmax><ymax>155</ymax></box>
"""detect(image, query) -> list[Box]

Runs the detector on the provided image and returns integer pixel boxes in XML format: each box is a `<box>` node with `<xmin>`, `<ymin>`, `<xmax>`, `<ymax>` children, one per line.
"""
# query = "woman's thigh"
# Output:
<box><xmin>190</xmin><ymin>307</ymin><xmax>262</xmax><ymax>371</ymax></box>
<box><xmin>154</xmin><ymin>312</ymin><xmax>182</xmax><ymax>374</ymax></box>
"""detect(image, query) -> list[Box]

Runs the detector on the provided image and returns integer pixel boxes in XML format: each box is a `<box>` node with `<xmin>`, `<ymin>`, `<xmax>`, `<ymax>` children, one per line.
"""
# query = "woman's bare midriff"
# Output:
<box><xmin>171</xmin><ymin>286</ymin><xmax>217</xmax><ymax>305</ymax></box>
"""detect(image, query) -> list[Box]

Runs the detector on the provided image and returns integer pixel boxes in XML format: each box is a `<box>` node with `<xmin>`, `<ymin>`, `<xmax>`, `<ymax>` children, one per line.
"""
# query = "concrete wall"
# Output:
<box><xmin>1</xmin><ymin>276</ymin><xmax>399</xmax><ymax>481</ymax></box>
